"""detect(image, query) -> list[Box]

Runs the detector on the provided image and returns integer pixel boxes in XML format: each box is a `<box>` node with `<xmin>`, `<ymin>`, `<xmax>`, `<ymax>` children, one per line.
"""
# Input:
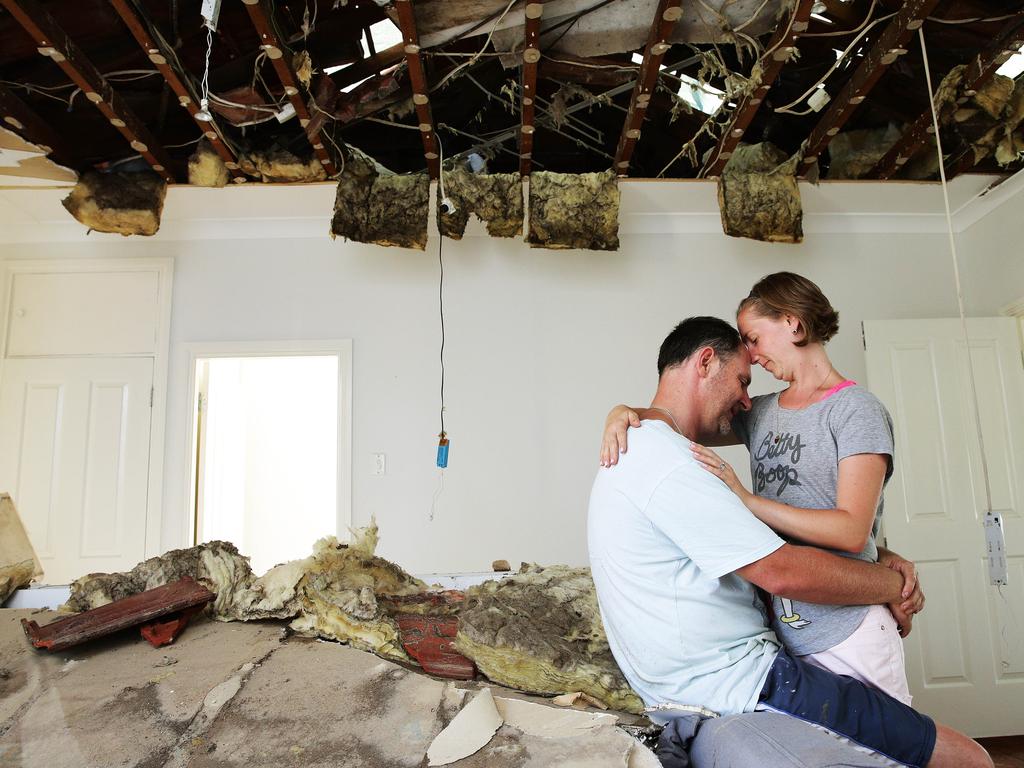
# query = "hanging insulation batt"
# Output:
<box><xmin>188</xmin><ymin>140</ymin><xmax>230</xmax><ymax>187</ymax></box>
<box><xmin>528</xmin><ymin>170</ymin><xmax>619</xmax><ymax>250</ymax></box>
<box><xmin>331</xmin><ymin>147</ymin><xmax>430</xmax><ymax>249</ymax></box>
<box><xmin>437</xmin><ymin>168</ymin><xmax>523</xmax><ymax>239</ymax></box>
<box><xmin>61</xmin><ymin>171</ymin><xmax>167</xmax><ymax>236</ymax></box>
<box><xmin>717</xmin><ymin>143</ymin><xmax>802</xmax><ymax>243</ymax></box>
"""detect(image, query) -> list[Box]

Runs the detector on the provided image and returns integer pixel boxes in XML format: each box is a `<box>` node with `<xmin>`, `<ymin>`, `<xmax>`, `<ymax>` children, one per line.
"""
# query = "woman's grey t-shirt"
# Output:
<box><xmin>732</xmin><ymin>385</ymin><xmax>895</xmax><ymax>655</ymax></box>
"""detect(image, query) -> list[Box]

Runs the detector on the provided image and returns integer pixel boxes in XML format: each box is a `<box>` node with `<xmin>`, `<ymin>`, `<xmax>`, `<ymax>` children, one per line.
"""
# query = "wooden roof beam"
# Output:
<box><xmin>0</xmin><ymin>0</ymin><xmax>177</xmax><ymax>182</ymax></box>
<box><xmin>0</xmin><ymin>83</ymin><xmax>73</xmax><ymax>161</ymax></box>
<box><xmin>240</xmin><ymin>0</ymin><xmax>339</xmax><ymax>177</ymax></box>
<box><xmin>613</xmin><ymin>0</ymin><xmax>683</xmax><ymax>176</ymax></box>
<box><xmin>872</xmin><ymin>24</ymin><xmax>1024</xmax><ymax>179</ymax></box>
<box><xmin>798</xmin><ymin>0</ymin><xmax>942</xmax><ymax>178</ymax></box>
<box><xmin>702</xmin><ymin>0</ymin><xmax>815</xmax><ymax>178</ymax></box>
<box><xmin>394</xmin><ymin>0</ymin><xmax>440</xmax><ymax>179</ymax></box>
<box><xmin>108</xmin><ymin>0</ymin><xmax>246</xmax><ymax>183</ymax></box>
<box><xmin>519</xmin><ymin>2</ymin><xmax>544</xmax><ymax>176</ymax></box>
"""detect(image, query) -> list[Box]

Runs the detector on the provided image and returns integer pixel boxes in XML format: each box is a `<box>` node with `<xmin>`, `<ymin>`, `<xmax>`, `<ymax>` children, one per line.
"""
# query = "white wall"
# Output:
<box><xmin>0</xmin><ymin>179</ymin><xmax>1010</xmax><ymax>575</ymax></box>
<box><xmin>958</xmin><ymin>175</ymin><xmax>1024</xmax><ymax>316</ymax></box>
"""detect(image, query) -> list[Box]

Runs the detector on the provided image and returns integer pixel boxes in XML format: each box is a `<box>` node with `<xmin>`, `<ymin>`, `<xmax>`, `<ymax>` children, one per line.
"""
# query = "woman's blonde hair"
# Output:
<box><xmin>738</xmin><ymin>272</ymin><xmax>839</xmax><ymax>346</ymax></box>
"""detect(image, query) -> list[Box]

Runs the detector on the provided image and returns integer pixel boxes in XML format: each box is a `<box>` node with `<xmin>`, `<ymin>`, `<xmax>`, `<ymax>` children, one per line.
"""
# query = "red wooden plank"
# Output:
<box><xmin>397</xmin><ymin>614</ymin><xmax>476</xmax><ymax>680</ymax></box>
<box><xmin>139</xmin><ymin>604</ymin><xmax>205</xmax><ymax>648</ymax></box>
<box><xmin>21</xmin><ymin>577</ymin><xmax>215</xmax><ymax>652</ymax></box>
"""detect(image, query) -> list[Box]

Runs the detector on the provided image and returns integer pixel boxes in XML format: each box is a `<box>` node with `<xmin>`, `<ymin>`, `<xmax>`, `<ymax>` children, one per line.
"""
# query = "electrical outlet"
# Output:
<box><xmin>373</xmin><ymin>453</ymin><xmax>386</xmax><ymax>476</ymax></box>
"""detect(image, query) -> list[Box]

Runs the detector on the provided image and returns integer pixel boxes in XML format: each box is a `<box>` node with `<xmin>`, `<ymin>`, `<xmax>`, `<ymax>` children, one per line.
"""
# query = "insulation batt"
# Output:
<box><xmin>437</xmin><ymin>168</ymin><xmax>523</xmax><ymax>239</ymax></box>
<box><xmin>238</xmin><ymin>147</ymin><xmax>327</xmax><ymax>183</ymax></box>
<box><xmin>61</xmin><ymin>171</ymin><xmax>167</xmax><ymax>236</ymax></box>
<box><xmin>187</xmin><ymin>140</ymin><xmax>229</xmax><ymax>187</ymax></box>
<box><xmin>453</xmin><ymin>564</ymin><xmax>644</xmax><ymax>714</ymax></box>
<box><xmin>527</xmin><ymin>170</ymin><xmax>619</xmax><ymax>250</ymax></box>
<box><xmin>717</xmin><ymin>142</ymin><xmax>802</xmax><ymax>243</ymax></box>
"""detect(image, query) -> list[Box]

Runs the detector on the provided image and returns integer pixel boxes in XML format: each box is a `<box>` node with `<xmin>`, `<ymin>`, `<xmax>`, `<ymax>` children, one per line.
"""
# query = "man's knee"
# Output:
<box><xmin>928</xmin><ymin>724</ymin><xmax>993</xmax><ymax>768</ymax></box>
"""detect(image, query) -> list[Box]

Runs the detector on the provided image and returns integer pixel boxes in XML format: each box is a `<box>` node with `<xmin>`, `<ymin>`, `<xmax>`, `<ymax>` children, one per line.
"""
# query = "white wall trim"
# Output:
<box><xmin>0</xmin><ymin>257</ymin><xmax>173</xmax><ymax>560</ymax></box>
<box><xmin>179</xmin><ymin>339</ymin><xmax>354</xmax><ymax>549</ymax></box>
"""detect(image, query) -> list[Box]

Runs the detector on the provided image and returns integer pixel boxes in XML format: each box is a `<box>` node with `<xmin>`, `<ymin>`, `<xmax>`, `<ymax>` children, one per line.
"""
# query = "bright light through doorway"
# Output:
<box><xmin>193</xmin><ymin>355</ymin><xmax>339</xmax><ymax>575</ymax></box>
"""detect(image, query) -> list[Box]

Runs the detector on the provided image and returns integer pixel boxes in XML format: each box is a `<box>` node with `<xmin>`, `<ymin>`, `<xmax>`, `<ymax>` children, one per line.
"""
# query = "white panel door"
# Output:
<box><xmin>864</xmin><ymin>318</ymin><xmax>1024</xmax><ymax>737</ymax></box>
<box><xmin>0</xmin><ymin>357</ymin><xmax>154</xmax><ymax>583</ymax></box>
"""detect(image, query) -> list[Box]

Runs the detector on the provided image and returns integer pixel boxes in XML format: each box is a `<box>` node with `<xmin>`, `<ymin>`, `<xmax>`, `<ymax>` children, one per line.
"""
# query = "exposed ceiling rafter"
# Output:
<box><xmin>0</xmin><ymin>0</ymin><xmax>177</xmax><ymax>182</ymax></box>
<box><xmin>613</xmin><ymin>0</ymin><xmax>684</xmax><ymax>176</ymax></box>
<box><xmin>799</xmin><ymin>0</ymin><xmax>943</xmax><ymax>178</ymax></box>
<box><xmin>394</xmin><ymin>0</ymin><xmax>440</xmax><ymax>179</ymax></box>
<box><xmin>519</xmin><ymin>1</ymin><xmax>544</xmax><ymax>176</ymax></box>
<box><xmin>0</xmin><ymin>82</ymin><xmax>72</xmax><ymax>160</ymax></box>
<box><xmin>702</xmin><ymin>0</ymin><xmax>816</xmax><ymax>178</ymax></box>
<box><xmin>108</xmin><ymin>0</ymin><xmax>247</xmax><ymax>183</ymax></box>
<box><xmin>872</xmin><ymin>23</ymin><xmax>1024</xmax><ymax>179</ymax></box>
<box><xmin>240</xmin><ymin>0</ymin><xmax>339</xmax><ymax>177</ymax></box>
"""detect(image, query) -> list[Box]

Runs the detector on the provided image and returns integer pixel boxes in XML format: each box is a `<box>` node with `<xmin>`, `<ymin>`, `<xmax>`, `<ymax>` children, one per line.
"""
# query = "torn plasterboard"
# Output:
<box><xmin>454</xmin><ymin>564</ymin><xmax>643</xmax><ymax>713</ymax></box>
<box><xmin>62</xmin><ymin>171</ymin><xmax>168</xmax><ymax>236</ymax></box>
<box><xmin>0</xmin><ymin>126</ymin><xmax>77</xmax><ymax>188</ymax></box>
<box><xmin>528</xmin><ymin>170</ymin><xmax>619</xmax><ymax>251</ymax></box>
<box><xmin>427</xmin><ymin>687</ymin><xmax>504</xmax><ymax>766</ymax></box>
<box><xmin>0</xmin><ymin>493</ymin><xmax>43</xmax><ymax>605</ymax></box>
<box><xmin>331</xmin><ymin>146</ymin><xmax>430</xmax><ymax>250</ymax></box>
<box><xmin>438</xmin><ymin>168</ymin><xmax>523</xmax><ymax>239</ymax></box>
<box><xmin>717</xmin><ymin>142</ymin><xmax>802</xmax><ymax>243</ymax></box>
<box><xmin>412</xmin><ymin>0</ymin><xmax>782</xmax><ymax>58</ymax></box>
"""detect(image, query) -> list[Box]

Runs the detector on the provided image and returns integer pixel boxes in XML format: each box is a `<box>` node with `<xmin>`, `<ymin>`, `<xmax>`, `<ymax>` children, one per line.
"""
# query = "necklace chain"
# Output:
<box><xmin>649</xmin><ymin>406</ymin><xmax>683</xmax><ymax>435</ymax></box>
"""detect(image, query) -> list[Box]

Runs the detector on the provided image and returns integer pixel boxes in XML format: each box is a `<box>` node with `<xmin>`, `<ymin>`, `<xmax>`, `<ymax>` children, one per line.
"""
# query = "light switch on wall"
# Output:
<box><xmin>373</xmin><ymin>453</ymin><xmax>386</xmax><ymax>476</ymax></box>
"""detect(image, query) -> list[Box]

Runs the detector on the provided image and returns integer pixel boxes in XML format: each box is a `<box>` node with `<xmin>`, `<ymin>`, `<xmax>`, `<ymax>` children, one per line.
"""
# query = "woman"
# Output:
<box><xmin>600</xmin><ymin>272</ymin><xmax>920</xmax><ymax>705</ymax></box>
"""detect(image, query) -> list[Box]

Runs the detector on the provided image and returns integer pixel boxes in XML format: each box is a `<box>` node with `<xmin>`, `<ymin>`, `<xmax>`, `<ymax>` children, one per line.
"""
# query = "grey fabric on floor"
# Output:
<box><xmin>688</xmin><ymin>712</ymin><xmax>894</xmax><ymax>768</ymax></box>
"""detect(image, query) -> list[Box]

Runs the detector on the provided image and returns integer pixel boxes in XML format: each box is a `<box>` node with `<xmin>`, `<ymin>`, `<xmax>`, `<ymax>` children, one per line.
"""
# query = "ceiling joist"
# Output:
<box><xmin>613</xmin><ymin>0</ymin><xmax>684</xmax><ymax>176</ymax></box>
<box><xmin>519</xmin><ymin>1</ymin><xmax>544</xmax><ymax>176</ymax></box>
<box><xmin>799</xmin><ymin>0</ymin><xmax>943</xmax><ymax>178</ymax></box>
<box><xmin>0</xmin><ymin>0</ymin><xmax>177</xmax><ymax>182</ymax></box>
<box><xmin>107</xmin><ymin>0</ymin><xmax>246</xmax><ymax>183</ymax></box>
<box><xmin>702</xmin><ymin>0</ymin><xmax>816</xmax><ymax>178</ymax></box>
<box><xmin>872</xmin><ymin>26</ymin><xmax>1024</xmax><ymax>179</ymax></box>
<box><xmin>394</xmin><ymin>0</ymin><xmax>440</xmax><ymax>179</ymax></box>
<box><xmin>0</xmin><ymin>82</ymin><xmax>72</xmax><ymax>160</ymax></box>
<box><xmin>240</xmin><ymin>0</ymin><xmax>339</xmax><ymax>177</ymax></box>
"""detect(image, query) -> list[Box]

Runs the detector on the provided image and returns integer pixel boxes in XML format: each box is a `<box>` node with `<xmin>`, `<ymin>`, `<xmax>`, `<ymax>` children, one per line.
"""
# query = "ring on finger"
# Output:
<box><xmin>719</xmin><ymin>462</ymin><xmax>726</xmax><ymax>470</ymax></box>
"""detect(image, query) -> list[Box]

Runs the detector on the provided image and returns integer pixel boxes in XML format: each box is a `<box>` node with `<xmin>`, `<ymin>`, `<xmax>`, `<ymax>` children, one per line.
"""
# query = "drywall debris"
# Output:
<box><xmin>718</xmin><ymin>142</ymin><xmax>802</xmax><ymax>243</ymax></box>
<box><xmin>331</xmin><ymin>146</ymin><xmax>429</xmax><ymax>249</ymax></box>
<box><xmin>62</xmin><ymin>171</ymin><xmax>167</xmax><ymax>236</ymax></box>
<box><xmin>187</xmin><ymin>140</ymin><xmax>229</xmax><ymax>187</ymax></box>
<box><xmin>426</xmin><ymin>687</ymin><xmax>504</xmax><ymax>766</ymax></box>
<box><xmin>0</xmin><ymin>494</ymin><xmax>42</xmax><ymax>605</ymax></box>
<box><xmin>528</xmin><ymin>170</ymin><xmax>619</xmax><ymax>250</ymax></box>
<box><xmin>826</xmin><ymin>124</ymin><xmax>902</xmax><ymax>180</ymax></box>
<box><xmin>552</xmin><ymin>690</ymin><xmax>609</xmax><ymax>709</ymax></box>
<box><xmin>437</xmin><ymin>169</ymin><xmax>523</xmax><ymax>239</ymax></box>
<box><xmin>238</xmin><ymin>146</ymin><xmax>328</xmax><ymax>183</ymax></box>
<box><xmin>493</xmin><ymin>695</ymin><xmax>618</xmax><ymax>736</ymax></box>
<box><xmin>454</xmin><ymin>564</ymin><xmax>643</xmax><ymax>713</ymax></box>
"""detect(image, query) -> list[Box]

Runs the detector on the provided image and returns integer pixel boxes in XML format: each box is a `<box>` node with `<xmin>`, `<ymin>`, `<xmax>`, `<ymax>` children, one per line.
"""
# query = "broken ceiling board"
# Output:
<box><xmin>331</xmin><ymin>147</ymin><xmax>430</xmax><ymax>249</ymax></box>
<box><xmin>0</xmin><ymin>494</ymin><xmax>42</xmax><ymax>605</ymax></box>
<box><xmin>414</xmin><ymin>0</ymin><xmax>781</xmax><ymax>57</ymax></box>
<box><xmin>427</xmin><ymin>687</ymin><xmax>504</xmax><ymax>766</ymax></box>
<box><xmin>527</xmin><ymin>170</ymin><xmax>619</xmax><ymax>250</ymax></box>
<box><xmin>238</xmin><ymin>147</ymin><xmax>328</xmax><ymax>184</ymax></box>
<box><xmin>826</xmin><ymin>124</ymin><xmax>903</xmax><ymax>180</ymax></box>
<box><xmin>717</xmin><ymin>142</ymin><xmax>802</xmax><ymax>243</ymax></box>
<box><xmin>438</xmin><ymin>169</ymin><xmax>523</xmax><ymax>239</ymax></box>
<box><xmin>21</xmin><ymin>577</ymin><xmax>215</xmax><ymax>652</ymax></box>
<box><xmin>453</xmin><ymin>564</ymin><xmax>643</xmax><ymax>714</ymax></box>
<box><xmin>61</xmin><ymin>171</ymin><xmax>167</xmax><ymax>236</ymax></box>
<box><xmin>0</xmin><ymin>126</ymin><xmax>77</xmax><ymax>188</ymax></box>
<box><xmin>188</xmin><ymin>140</ymin><xmax>231</xmax><ymax>188</ymax></box>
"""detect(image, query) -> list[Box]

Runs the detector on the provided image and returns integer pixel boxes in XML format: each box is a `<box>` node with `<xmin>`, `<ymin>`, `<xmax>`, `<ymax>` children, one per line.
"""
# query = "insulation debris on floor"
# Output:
<box><xmin>2</xmin><ymin>520</ymin><xmax>662</xmax><ymax>767</ymax></box>
<box><xmin>0</xmin><ymin>494</ymin><xmax>42</xmax><ymax>605</ymax></box>
<box><xmin>718</xmin><ymin>142</ymin><xmax>802</xmax><ymax>243</ymax></box>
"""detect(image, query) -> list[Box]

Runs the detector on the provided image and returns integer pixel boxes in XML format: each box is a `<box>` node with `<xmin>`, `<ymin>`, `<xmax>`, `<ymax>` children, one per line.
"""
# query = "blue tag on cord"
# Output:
<box><xmin>437</xmin><ymin>436</ymin><xmax>449</xmax><ymax>468</ymax></box>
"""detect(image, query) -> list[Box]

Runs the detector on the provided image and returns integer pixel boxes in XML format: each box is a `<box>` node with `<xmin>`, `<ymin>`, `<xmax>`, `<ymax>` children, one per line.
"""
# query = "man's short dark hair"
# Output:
<box><xmin>657</xmin><ymin>316</ymin><xmax>743</xmax><ymax>376</ymax></box>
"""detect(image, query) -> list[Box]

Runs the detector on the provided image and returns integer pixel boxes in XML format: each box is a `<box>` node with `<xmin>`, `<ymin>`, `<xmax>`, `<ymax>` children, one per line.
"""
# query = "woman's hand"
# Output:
<box><xmin>878</xmin><ymin>547</ymin><xmax>924</xmax><ymax>637</ymax></box>
<box><xmin>600</xmin><ymin>405</ymin><xmax>641</xmax><ymax>467</ymax></box>
<box><xmin>690</xmin><ymin>443</ymin><xmax>749</xmax><ymax>501</ymax></box>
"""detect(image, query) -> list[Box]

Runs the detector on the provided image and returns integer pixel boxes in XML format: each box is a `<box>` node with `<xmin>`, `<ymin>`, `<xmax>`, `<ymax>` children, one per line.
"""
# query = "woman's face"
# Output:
<box><xmin>737</xmin><ymin>307</ymin><xmax>799</xmax><ymax>382</ymax></box>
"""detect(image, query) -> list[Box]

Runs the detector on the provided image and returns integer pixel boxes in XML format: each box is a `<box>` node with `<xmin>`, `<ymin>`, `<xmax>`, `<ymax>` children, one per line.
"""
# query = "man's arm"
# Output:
<box><xmin>736</xmin><ymin>543</ymin><xmax>903</xmax><ymax>606</ymax></box>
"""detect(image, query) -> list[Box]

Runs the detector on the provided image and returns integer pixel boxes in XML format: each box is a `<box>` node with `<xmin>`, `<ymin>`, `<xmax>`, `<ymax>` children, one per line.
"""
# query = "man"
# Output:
<box><xmin>588</xmin><ymin>317</ymin><xmax>990</xmax><ymax>768</ymax></box>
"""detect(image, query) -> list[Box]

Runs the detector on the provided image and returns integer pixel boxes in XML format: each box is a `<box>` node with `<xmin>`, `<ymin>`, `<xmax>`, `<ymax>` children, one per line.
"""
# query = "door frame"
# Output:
<box><xmin>180</xmin><ymin>339</ymin><xmax>353</xmax><ymax>548</ymax></box>
<box><xmin>0</xmin><ymin>257</ymin><xmax>173</xmax><ymax>560</ymax></box>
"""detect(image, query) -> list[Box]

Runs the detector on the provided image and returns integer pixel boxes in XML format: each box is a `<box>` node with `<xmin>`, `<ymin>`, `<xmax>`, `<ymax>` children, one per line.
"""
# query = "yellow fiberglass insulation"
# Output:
<box><xmin>61</xmin><ymin>171</ymin><xmax>167</xmax><ymax>236</ymax></box>
<box><xmin>527</xmin><ymin>170</ymin><xmax>619</xmax><ymax>251</ymax></box>
<box><xmin>437</xmin><ymin>168</ymin><xmax>523</xmax><ymax>239</ymax></box>
<box><xmin>717</xmin><ymin>142</ymin><xmax>802</xmax><ymax>243</ymax></box>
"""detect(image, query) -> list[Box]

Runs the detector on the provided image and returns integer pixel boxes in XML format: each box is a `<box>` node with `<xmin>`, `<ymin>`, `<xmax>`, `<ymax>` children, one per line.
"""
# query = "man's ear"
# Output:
<box><xmin>696</xmin><ymin>347</ymin><xmax>716</xmax><ymax>379</ymax></box>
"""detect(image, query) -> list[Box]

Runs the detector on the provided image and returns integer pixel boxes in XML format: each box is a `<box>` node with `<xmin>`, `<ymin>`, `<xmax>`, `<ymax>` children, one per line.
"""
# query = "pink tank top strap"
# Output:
<box><xmin>822</xmin><ymin>379</ymin><xmax>856</xmax><ymax>400</ymax></box>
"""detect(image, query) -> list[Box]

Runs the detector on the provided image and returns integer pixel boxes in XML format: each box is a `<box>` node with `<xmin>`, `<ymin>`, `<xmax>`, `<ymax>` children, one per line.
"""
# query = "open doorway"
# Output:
<box><xmin>186</xmin><ymin>342</ymin><xmax>352</xmax><ymax>575</ymax></box>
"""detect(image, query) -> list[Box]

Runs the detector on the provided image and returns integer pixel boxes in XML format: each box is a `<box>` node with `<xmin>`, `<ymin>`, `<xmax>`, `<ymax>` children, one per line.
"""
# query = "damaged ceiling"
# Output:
<box><xmin>1</xmin><ymin>0</ymin><xmax>1024</xmax><ymax>190</ymax></box>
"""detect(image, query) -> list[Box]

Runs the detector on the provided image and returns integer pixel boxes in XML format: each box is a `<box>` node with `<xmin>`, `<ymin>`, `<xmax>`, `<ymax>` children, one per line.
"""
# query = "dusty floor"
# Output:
<box><xmin>0</xmin><ymin>608</ymin><xmax>652</xmax><ymax>768</ymax></box>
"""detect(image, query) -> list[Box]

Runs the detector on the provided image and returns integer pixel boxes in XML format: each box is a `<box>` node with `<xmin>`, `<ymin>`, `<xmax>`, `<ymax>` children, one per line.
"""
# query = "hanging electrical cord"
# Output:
<box><xmin>196</xmin><ymin>26</ymin><xmax>215</xmax><ymax>121</ymax></box>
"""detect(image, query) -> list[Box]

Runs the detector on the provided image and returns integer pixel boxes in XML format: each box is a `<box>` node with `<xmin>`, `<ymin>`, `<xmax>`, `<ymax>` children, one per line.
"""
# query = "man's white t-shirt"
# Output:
<box><xmin>588</xmin><ymin>419</ymin><xmax>785</xmax><ymax>719</ymax></box>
